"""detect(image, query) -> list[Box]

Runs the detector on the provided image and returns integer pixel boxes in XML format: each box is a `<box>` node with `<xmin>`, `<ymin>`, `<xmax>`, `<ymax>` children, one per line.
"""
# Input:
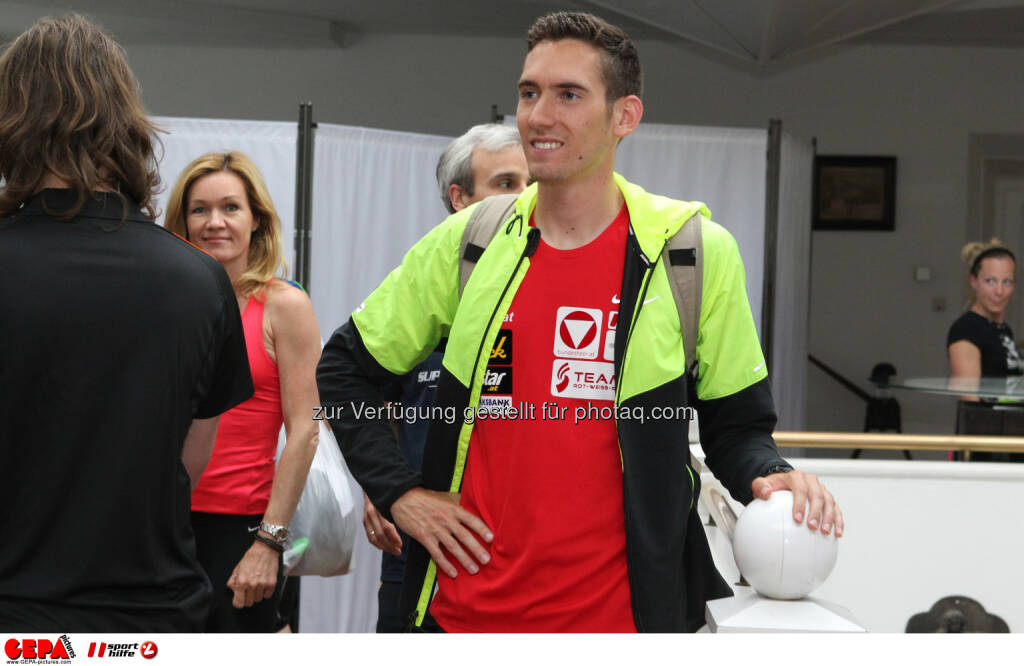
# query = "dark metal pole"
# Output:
<box><xmin>294</xmin><ymin>102</ymin><xmax>315</xmax><ymax>293</ymax></box>
<box><xmin>808</xmin><ymin>136</ymin><xmax>818</xmax><ymax>359</ymax></box>
<box><xmin>761</xmin><ymin>118</ymin><xmax>782</xmax><ymax>368</ymax></box>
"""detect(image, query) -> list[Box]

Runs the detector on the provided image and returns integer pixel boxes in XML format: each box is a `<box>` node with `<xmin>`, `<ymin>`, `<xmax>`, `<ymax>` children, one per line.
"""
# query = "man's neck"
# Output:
<box><xmin>37</xmin><ymin>172</ymin><xmax>115</xmax><ymax>192</ymax></box>
<box><xmin>39</xmin><ymin>173</ymin><xmax>72</xmax><ymax>190</ymax></box>
<box><xmin>533</xmin><ymin>173</ymin><xmax>624</xmax><ymax>250</ymax></box>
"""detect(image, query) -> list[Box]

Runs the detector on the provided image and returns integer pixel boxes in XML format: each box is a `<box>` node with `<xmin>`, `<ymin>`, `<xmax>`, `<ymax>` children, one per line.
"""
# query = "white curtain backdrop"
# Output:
<box><xmin>302</xmin><ymin>124</ymin><xmax>452</xmax><ymax>633</ymax></box>
<box><xmin>613</xmin><ymin>123</ymin><xmax>768</xmax><ymax>336</ymax></box>
<box><xmin>614</xmin><ymin>122</ymin><xmax>811</xmax><ymax>430</ymax></box>
<box><xmin>308</xmin><ymin>124</ymin><xmax>451</xmax><ymax>327</ymax></box>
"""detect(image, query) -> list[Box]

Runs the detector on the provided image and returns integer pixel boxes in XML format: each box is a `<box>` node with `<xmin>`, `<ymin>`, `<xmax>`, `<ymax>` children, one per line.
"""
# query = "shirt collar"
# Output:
<box><xmin>16</xmin><ymin>188</ymin><xmax>151</xmax><ymax>224</ymax></box>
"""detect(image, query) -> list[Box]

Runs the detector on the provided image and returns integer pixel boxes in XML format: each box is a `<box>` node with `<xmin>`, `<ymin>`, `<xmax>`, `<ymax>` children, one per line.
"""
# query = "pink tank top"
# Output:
<box><xmin>191</xmin><ymin>293</ymin><xmax>283</xmax><ymax>515</ymax></box>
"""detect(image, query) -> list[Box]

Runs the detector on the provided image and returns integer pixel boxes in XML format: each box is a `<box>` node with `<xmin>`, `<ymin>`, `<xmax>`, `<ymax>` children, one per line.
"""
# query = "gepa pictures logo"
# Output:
<box><xmin>4</xmin><ymin>636</ymin><xmax>74</xmax><ymax>661</ymax></box>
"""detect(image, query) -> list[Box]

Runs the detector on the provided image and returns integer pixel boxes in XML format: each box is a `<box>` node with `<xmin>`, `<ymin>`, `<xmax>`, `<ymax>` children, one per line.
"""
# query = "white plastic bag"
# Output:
<box><xmin>282</xmin><ymin>419</ymin><xmax>357</xmax><ymax>576</ymax></box>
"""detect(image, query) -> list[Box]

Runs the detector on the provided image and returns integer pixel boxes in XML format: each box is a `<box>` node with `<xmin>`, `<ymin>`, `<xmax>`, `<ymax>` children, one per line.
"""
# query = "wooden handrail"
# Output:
<box><xmin>773</xmin><ymin>431</ymin><xmax>1024</xmax><ymax>454</ymax></box>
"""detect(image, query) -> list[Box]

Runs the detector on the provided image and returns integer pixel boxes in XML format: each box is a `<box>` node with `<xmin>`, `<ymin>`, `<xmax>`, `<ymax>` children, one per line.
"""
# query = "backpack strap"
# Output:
<box><xmin>661</xmin><ymin>211</ymin><xmax>704</xmax><ymax>381</ymax></box>
<box><xmin>457</xmin><ymin>193</ymin><xmax>520</xmax><ymax>297</ymax></box>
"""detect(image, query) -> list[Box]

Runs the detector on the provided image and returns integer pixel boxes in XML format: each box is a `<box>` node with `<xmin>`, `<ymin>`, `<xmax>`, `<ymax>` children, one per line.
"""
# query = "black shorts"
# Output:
<box><xmin>191</xmin><ymin>512</ymin><xmax>285</xmax><ymax>633</ymax></box>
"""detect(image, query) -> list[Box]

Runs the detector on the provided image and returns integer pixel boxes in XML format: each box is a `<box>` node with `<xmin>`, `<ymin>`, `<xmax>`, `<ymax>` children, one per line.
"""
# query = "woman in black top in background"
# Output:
<box><xmin>947</xmin><ymin>239</ymin><xmax>1024</xmax><ymax>460</ymax></box>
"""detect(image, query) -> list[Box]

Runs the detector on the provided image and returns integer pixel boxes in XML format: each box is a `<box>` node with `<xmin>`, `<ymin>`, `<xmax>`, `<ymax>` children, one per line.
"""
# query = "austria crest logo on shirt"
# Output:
<box><xmin>554</xmin><ymin>307</ymin><xmax>603</xmax><ymax>359</ymax></box>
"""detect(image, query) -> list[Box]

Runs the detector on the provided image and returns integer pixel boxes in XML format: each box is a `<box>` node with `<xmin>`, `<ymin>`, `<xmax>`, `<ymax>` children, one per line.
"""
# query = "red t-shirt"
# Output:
<box><xmin>430</xmin><ymin>205</ymin><xmax>635</xmax><ymax>632</ymax></box>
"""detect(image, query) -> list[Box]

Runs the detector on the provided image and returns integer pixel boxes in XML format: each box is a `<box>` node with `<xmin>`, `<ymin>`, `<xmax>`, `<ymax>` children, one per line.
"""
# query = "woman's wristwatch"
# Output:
<box><xmin>249</xmin><ymin>518</ymin><xmax>290</xmax><ymax>545</ymax></box>
<box><xmin>257</xmin><ymin>521</ymin><xmax>290</xmax><ymax>544</ymax></box>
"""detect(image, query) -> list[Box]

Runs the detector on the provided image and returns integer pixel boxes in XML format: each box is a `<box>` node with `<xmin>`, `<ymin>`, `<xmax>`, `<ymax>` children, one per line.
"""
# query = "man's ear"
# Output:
<box><xmin>613</xmin><ymin>95</ymin><xmax>643</xmax><ymax>139</ymax></box>
<box><xmin>449</xmin><ymin>183</ymin><xmax>472</xmax><ymax>211</ymax></box>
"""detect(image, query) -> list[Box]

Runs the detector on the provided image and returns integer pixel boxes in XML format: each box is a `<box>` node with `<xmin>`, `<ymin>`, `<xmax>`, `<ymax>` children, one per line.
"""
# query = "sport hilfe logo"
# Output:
<box><xmin>4</xmin><ymin>637</ymin><xmax>73</xmax><ymax>661</ymax></box>
<box><xmin>86</xmin><ymin>641</ymin><xmax>156</xmax><ymax>659</ymax></box>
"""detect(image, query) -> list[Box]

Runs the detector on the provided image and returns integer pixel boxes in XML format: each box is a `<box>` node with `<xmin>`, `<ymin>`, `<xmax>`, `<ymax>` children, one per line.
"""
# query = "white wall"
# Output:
<box><xmin>121</xmin><ymin>33</ymin><xmax>1024</xmax><ymax>437</ymax></box>
<box><xmin>699</xmin><ymin>455</ymin><xmax>1024</xmax><ymax>632</ymax></box>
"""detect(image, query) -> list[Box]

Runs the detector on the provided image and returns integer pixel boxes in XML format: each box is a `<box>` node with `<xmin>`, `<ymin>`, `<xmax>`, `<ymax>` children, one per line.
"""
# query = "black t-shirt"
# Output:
<box><xmin>0</xmin><ymin>189</ymin><xmax>254</xmax><ymax>631</ymax></box>
<box><xmin>947</xmin><ymin>310</ymin><xmax>1024</xmax><ymax>377</ymax></box>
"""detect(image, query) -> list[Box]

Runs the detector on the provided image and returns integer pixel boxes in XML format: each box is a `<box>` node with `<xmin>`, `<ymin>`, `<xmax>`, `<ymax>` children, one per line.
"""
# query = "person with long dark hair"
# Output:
<box><xmin>0</xmin><ymin>15</ymin><xmax>253</xmax><ymax>631</ymax></box>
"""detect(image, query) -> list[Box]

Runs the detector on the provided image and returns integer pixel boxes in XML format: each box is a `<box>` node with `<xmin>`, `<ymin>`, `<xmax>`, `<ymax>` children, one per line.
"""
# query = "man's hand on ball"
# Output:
<box><xmin>751</xmin><ymin>470</ymin><xmax>844</xmax><ymax>537</ymax></box>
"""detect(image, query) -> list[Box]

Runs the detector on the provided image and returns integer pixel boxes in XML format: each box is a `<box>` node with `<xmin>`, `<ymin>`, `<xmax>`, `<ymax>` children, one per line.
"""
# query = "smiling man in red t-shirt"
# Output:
<box><xmin>318</xmin><ymin>11</ymin><xmax>843</xmax><ymax>632</ymax></box>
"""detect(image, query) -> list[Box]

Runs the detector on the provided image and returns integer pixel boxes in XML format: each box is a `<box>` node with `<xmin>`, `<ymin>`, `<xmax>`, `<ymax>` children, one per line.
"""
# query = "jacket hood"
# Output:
<box><xmin>511</xmin><ymin>173</ymin><xmax>710</xmax><ymax>260</ymax></box>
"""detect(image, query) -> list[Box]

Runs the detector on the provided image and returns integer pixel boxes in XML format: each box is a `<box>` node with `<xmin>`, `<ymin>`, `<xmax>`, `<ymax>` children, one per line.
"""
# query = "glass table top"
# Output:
<box><xmin>887</xmin><ymin>376</ymin><xmax>1024</xmax><ymax>400</ymax></box>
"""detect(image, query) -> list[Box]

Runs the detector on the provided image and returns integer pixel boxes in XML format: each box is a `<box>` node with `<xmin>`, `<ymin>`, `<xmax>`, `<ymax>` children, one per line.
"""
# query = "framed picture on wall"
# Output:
<box><xmin>813</xmin><ymin>155</ymin><xmax>896</xmax><ymax>231</ymax></box>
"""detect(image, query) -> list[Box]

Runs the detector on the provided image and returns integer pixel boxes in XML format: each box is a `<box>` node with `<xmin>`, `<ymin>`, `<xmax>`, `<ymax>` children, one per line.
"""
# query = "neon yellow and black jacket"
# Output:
<box><xmin>317</xmin><ymin>174</ymin><xmax>791</xmax><ymax>632</ymax></box>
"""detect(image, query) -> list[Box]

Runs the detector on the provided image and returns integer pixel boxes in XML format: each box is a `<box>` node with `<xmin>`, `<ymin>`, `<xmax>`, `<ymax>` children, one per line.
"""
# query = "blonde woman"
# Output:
<box><xmin>948</xmin><ymin>239</ymin><xmax>1021</xmax><ymax>381</ymax></box>
<box><xmin>166</xmin><ymin>152</ymin><xmax>320</xmax><ymax>631</ymax></box>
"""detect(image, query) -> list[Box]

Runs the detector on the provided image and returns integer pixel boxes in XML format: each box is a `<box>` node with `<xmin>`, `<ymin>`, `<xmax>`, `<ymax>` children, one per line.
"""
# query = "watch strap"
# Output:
<box><xmin>252</xmin><ymin>533</ymin><xmax>284</xmax><ymax>553</ymax></box>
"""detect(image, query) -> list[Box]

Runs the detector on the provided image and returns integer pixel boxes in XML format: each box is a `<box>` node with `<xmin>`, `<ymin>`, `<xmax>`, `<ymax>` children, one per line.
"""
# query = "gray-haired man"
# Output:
<box><xmin>436</xmin><ymin>123</ymin><xmax>529</xmax><ymax>213</ymax></box>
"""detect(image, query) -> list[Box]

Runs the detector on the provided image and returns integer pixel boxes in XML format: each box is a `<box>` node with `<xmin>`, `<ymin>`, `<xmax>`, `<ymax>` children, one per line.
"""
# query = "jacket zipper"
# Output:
<box><xmin>614</xmin><ymin>237</ymin><xmax>668</xmax><ymax>634</ymax></box>
<box><xmin>614</xmin><ymin>239</ymin><xmax>666</xmax><ymax>408</ymax></box>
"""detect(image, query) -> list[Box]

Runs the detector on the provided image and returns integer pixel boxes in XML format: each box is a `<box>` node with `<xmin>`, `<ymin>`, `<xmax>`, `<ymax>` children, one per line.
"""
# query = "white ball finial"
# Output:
<box><xmin>732</xmin><ymin>490</ymin><xmax>838</xmax><ymax>600</ymax></box>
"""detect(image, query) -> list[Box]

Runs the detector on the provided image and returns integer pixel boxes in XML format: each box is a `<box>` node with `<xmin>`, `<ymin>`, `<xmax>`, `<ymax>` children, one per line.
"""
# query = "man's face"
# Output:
<box><xmin>450</xmin><ymin>144</ymin><xmax>530</xmax><ymax>211</ymax></box>
<box><xmin>516</xmin><ymin>38</ymin><xmax>620</xmax><ymax>185</ymax></box>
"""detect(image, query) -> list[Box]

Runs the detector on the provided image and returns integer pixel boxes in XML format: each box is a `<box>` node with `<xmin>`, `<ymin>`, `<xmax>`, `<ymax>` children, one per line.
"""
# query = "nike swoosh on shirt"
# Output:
<box><xmin>753</xmin><ymin>362</ymin><xmax>766</xmax><ymax>373</ymax></box>
<box><xmin>611</xmin><ymin>295</ymin><xmax>621</xmax><ymax>304</ymax></box>
<box><xmin>643</xmin><ymin>296</ymin><xmax>659</xmax><ymax>305</ymax></box>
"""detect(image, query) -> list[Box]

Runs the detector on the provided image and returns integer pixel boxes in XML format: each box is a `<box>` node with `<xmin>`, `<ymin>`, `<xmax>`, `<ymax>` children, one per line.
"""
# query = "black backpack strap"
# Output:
<box><xmin>457</xmin><ymin>193</ymin><xmax>520</xmax><ymax>297</ymax></box>
<box><xmin>662</xmin><ymin>211</ymin><xmax>703</xmax><ymax>381</ymax></box>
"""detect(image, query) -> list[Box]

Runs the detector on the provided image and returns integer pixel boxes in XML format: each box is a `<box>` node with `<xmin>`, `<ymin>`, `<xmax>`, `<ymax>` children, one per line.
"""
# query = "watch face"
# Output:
<box><xmin>263</xmin><ymin>523</ymin><xmax>288</xmax><ymax>543</ymax></box>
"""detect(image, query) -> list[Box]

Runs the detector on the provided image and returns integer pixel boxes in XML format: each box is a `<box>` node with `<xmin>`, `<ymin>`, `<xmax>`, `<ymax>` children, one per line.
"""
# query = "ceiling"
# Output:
<box><xmin>2</xmin><ymin>0</ymin><xmax>1023</xmax><ymax>73</ymax></box>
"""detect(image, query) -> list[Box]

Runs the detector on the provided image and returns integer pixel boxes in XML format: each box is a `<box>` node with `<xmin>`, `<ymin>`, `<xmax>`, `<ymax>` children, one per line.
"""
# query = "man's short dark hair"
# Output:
<box><xmin>527</xmin><ymin>11</ymin><xmax>642</xmax><ymax>102</ymax></box>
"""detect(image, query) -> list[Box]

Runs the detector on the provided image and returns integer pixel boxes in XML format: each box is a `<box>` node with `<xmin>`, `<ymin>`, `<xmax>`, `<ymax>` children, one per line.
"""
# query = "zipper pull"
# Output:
<box><xmin>504</xmin><ymin>212</ymin><xmax>524</xmax><ymax>236</ymax></box>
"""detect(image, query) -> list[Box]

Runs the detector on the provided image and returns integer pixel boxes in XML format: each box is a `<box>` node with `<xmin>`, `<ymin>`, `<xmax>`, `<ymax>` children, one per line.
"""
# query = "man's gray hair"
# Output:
<box><xmin>436</xmin><ymin>123</ymin><xmax>522</xmax><ymax>214</ymax></box>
